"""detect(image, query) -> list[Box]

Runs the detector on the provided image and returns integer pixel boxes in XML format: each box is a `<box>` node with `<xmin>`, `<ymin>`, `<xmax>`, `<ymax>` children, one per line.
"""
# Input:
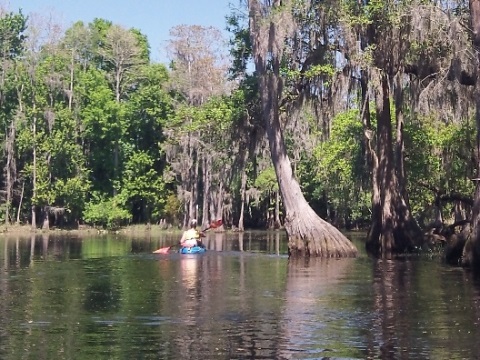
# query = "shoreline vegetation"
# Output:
<box><xmin>0</xmin><ymin>224</ymin><xmax>185</xmax><ymax>237</ymax></box>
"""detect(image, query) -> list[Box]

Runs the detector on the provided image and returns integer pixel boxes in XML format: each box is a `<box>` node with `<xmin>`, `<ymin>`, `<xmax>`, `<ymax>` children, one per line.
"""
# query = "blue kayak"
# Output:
<box><xmin>179</xmin><ymin>246</ymin><xmax>206</xmax><ymax>254</ymax></box>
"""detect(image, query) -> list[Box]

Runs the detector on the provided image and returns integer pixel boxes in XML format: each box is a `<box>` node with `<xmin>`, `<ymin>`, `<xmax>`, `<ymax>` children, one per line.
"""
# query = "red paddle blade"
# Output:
<box><xmin>153</xmin><ymin>247</ymin><xmax>171</xmax><ymax>254</ymax></box>
<box><xmin>210</xmin><ymin>219</ymin><xmax>223</xmax><ymax>228</ymax></box>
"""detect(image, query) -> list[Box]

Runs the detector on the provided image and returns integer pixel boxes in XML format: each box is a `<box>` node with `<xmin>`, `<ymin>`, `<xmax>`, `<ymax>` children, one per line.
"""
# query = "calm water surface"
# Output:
<box><xmin>1</xmin><ymin>231</ymin><xmax>480</xmax><ymax>359</ymax></box>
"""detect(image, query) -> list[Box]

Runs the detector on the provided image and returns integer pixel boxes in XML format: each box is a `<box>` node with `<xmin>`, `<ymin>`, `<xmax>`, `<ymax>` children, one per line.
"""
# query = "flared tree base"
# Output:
<box><xmin>286</xmin><ymin>207</ymin><xmax>358</xmax><ymax>258</ymax></box>
<box><xmin>365</xmin><ymin>217</ymin><xmax>423</xmax><ymax>257</ymax></box>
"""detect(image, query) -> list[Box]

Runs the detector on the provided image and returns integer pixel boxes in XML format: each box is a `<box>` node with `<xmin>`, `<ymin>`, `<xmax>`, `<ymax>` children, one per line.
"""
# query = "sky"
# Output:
<box><xmin>5</xmin><ymin>0</ymin><xmax>234</xmax><ymax>64</ymax></box>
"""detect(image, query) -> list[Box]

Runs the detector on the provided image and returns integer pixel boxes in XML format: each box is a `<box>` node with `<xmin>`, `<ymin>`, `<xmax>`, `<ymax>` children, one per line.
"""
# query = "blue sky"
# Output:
<box><xmin>7</xmin><ymin>0</ymin><xmax>234</xmax><ymax>64</ymax></box>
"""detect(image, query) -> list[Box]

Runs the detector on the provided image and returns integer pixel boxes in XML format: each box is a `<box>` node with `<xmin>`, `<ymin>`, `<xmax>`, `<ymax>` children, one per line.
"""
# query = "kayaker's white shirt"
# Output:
<box><xmin>180</xmin><ymin>228</ymin><xmax>200</xmax><ymax>247</ymax></box>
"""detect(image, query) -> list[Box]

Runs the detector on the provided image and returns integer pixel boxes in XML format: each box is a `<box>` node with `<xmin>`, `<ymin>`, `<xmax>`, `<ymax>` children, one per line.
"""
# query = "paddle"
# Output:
<box><xmin>201</xmin><ymin>219</ymin><xmax>223</xmax><ymax>233</ymax></box>
<box><xmin>153</xmin><ymin>219</ymin><xmax>223</xmax><ymax>254</ymax></box>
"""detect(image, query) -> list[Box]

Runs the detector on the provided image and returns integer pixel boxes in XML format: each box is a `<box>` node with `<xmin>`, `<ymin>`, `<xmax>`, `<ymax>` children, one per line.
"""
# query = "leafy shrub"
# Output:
<box><xmin>83</xmin><ymin>195</ymin><xmax>131</xmax><ymax>230</ymax></box>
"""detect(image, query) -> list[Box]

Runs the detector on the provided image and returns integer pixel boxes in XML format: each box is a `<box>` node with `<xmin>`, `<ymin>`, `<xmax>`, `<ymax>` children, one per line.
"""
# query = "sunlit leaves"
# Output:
<box><xmin>83</xmin><ymin>194</ymin><xmax>131</xmax><ymax>229</ymax></box>
<box><xmin>283</xmin><ymin>64</ymin><xmax>335</xmax><ymax>81</ymax></box>
<box><xmin>118</xmin><ymin>151</ymin><xmax>167</xmax><ymax>223</ymax></box>
<box><xmin>255</xmin><ymin>167</ymin><xmax>278</xmax><ymax>193</ymax></box>
<box><xmin>0</xmin><ymin>10</ymin><xmax>27</xmax><ymax>60</ymax></box>
<box><xmin>310</xmin><ymin>110</ymin><xmax>370</xmax><ymax>223</ymax></box>
<box><xmin>76</xmin><ymin>68</ymin><xmax>117</xmax><ymax>139</ymax></box>
<box><xmin>405</xmin><ymin>117</ymin><xmax>475</xmax><ymax>215</ymax></box>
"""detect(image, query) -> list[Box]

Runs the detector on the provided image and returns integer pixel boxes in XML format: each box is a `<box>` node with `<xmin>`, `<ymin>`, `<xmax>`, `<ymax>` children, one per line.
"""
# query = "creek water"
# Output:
<box><xmin>0</xmin><ymin>231</ymin><xmax>480</xmax><ymax>359</ymax></box>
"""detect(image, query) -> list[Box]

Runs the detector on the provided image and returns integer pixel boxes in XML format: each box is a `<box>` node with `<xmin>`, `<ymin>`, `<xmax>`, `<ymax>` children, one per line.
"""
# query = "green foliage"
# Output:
<box><xmin>163</xmin><ymin>193</ymin><xmax>182</xmax><ymax>225</ymax></box>
<box><xmin>83</xmin><ymin>194</ymin><xmax>131</xmax><ymax>229</ymax></box>
<box><xmin>0</xmin><ymin>10</ymin><xmax>27</xmax><ymax>60</ymax></box>
<box><xmin>255</xmin><ymin>167</ymin><xmax>278</xmax><ymax>194</ymax></box>
<box><xmin>284</xmin><ymin>64</ymin><xmax>335</xmax><ymax>81</ymax></box>
<box><xmin>306</xmin><ymin>109</ymin><xmax>370</xmax><ymax>224</ymax></box>
<box><xmin>251</xmin><ymin>167</ymin><xmax>279</xmax><ymax>214</ymax></box>
<box><xmin>118</xmin><ymin>151</ymin><xmax>168</xmax><ymax>223</ymax></box>
<box><xmin>130</xmin><ymin>28</ymin><xmax>151</xmax><ymax>62</ymax></box>
<box><xmin>124</xmin><ymin>63</ymin><xmax>171</xmax><ymax>176</ymax></box>
<box><xmin>88</xmin><ymin>18</ymin><xmax>114</xmax><ymax>70</ymax></box>
<box><xmin>2</xmin><ymin>2</ymin><xmax>479</xmax><ymax>234</ymax></box>
<box><xmin>54</xmin><ymin>176</ymin><xmax>91</xmax><ymax>220</ymax></box>
<box><xmin>171</xmin><ymin>95</ymin><xmax>236</xmax><ymax>135</ymax></box>
<box><xmin>405</xmin><ymin>117</ymin><xmax>475</xmax><ymax>217</ymax></box>
<box><xmin>226</xmin><ymin>11</ymin><xmax>252</xmax><ymax>78</ymax></box>
<box><xmin>76</xmin><ymin>68</ymin><xmax>118</xmax><ymax>194</ymax></box>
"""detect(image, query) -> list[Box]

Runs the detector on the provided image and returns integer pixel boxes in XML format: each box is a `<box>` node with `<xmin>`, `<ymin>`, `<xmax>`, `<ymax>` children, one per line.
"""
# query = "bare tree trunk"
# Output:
<box><xmin>365</xmin><ymin>72</ymin><xmax>422</xmax><ymax>257</ymax></box>
<box><xmin>238</xmin><ymin>167</ymin><xmax>247</xmax><ymax>231</ymax></box>
<box><xmin>42</xmin><ymin>206</ymin><xmax>50</xmax><ymax>230</ymax></box>
<box><xmin>5</xmin><ymin>124</ymin><xmax>14</xmax><ymax>226</ymax></box>
<box><xmin>184</xmin><ymin>135</ymin><xmax>196</xmax><ymax>225</ymax></box>
<box><xmin>237</xmin><ymin>149</ymin><xmax>249</xmax><ymax>232</ymax></box>
<box><xmin>274</xmin><ymin>190</ymin><xmax>281</xmax><ymax>229</ymax></box>
<box><xmin>360</xmin><ymin>69</ymin><xmax>381</xmax><ymax>246</ymax></box>
<box><xmin>266</xmin><ymin>196</ymin><xmax>273</xmax><ymax>229</ymax></box>
<box><xmin>2</xmin><ymin>54</ymin><xmax>15</xmax><ymax>227</ymax></box>
<box><xmin>394</xmin><ymin>73</ymin><xmax>407</xmax><ymax>199</ymax></box>
<box><xmin>209</xmin><ymin>186</ymin><xmax>215</xmax><ymax>225</ymax></box>
<box><xmin>31</xmin><ymin>109</ymin><xmax>37</xmax><ymax>231</ymax></box>
<box><xmin>202</xmin><ymin>155</ymin><xmax>211</xmax><ymax>227</ymax></box>
<box><xmin>249</xmin><ymin>0</ymin><xmax>357</xmax><ymax>258</ymax></box>
<box><xmin>16</xmin><ymin>181</ymin><xmax>24</xmax><ymax>224</ymax></box>
<box><xmin>434</xmin><ymin>196</ymin><xmax>444</xmax><ymax>226</ymax></box>
<box><xmin>464</xmin><ymin>0</ymin><xmax>480</xmax><ymax>270</ymax></box>
<box><xmin>182</xmin><ymin>195</ymin><xmax>189</xmax><ymax>229</ymax></box>
<box><xmin>191</xmin><ymin>149</ymin><xmax>199</xmax><ymax>220</ymax></box>
<box><xmin>15</xmin><ymin>80</ymin><xmax>24</xmax><ymax>226</ymax></box>
<box><xmin>112</xmin><ymin>64</ymin><xmax>122</xmax><ymax>196</ymax></box>
<box><xmin>68</xmin><ymin>49</ymin><xmax>74</xmax><ymax>111</ymax></box>
<box><xmin>216</xmin><ymin>180</ymin><xmax>224</xmax><ymax>227</ymax></box>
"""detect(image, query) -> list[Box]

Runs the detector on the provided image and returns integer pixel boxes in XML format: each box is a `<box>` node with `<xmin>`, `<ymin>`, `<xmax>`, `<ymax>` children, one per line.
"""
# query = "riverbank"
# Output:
<box><xmin>0</xmin><ymin>224</ymin><xmax>183</xmax><ymax>236</ymax></box>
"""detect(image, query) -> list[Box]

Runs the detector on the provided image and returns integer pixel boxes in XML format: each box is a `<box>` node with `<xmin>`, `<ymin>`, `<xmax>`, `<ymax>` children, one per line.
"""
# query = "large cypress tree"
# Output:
<box><xmin>248</xmin><ymin>0</ymin><xmax>357</xmax><ymax>257</ymax></box>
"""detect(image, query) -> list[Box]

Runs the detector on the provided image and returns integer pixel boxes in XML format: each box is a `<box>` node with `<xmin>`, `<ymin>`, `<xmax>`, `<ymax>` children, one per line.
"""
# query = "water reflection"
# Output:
<box><xmin>279</xmin><ymin>257</ymin><xmax>359</xmax><ymax>359</ymax></box>
<box><xmin>0</xmin><ymin>232</ymin><xmax>480</xmax><ymax>359</ymax></box>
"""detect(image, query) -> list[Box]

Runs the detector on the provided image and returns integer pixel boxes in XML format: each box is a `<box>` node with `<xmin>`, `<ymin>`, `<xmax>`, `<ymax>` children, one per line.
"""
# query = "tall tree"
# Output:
<box><xmin>14</xmin><ymin>12</ymin><xmax>91</xmax><ymax>229</ymax></box>
<box><xmin>166</xmin><ymin>25</ymin><xmax>231</xmax><ymax>227</ymax></box>
<box><xmin>0</xmin><ymin>10</ymin><xmax>26</xmax><ymax>225</ymax></box>
<box><xmin>339</xmin><ymin>0</ymin><xmax>425</xmax><ymax>256</ymax></box>
<box><xmin>248</xmin><ymin>0</ymin><xmax>357</xmax><ymax>257</ymax></box>
<box><xmin>464</xmin><ymin>0</ymin><xmax>480</xmax><ymax>270</ymax></box>
<box><xmin>99</xmin><ymin>24</ymin><xmax>147</xmax><ymax>191</ymax></box>
<box><xmin>120</xmin><ymin>63</ymin><xmax>172</xmax><ymax>223</ymax></box>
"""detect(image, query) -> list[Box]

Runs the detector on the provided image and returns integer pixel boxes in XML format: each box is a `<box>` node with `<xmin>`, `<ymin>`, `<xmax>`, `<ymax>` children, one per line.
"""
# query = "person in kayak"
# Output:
<box><xmin>180</xmin><ymin>219</ymin><xmax>204</xmax><ymax>248</ymax></box>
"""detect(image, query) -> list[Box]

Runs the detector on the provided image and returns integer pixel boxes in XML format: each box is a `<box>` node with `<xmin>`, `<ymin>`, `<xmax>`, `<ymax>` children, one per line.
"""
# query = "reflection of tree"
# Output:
<box><xmin>266</xmin><ymin>230</ymin><xmax>281</xmax><ymax>255</ymax></box>
<box><xmin>155</xmin><ymin>250</ymin><xmax>288</xmax><ymax>359</ymax></box>
<box><xmin>238</xmin><ymin>232</ymin><xmax>244</xmax><ymax>252</ymax></box>
<box><xmin>368</xmin><ymin>259</ymin><xmax>414</xmax><ymax>358</ymax></box>
<box><xmin>42</xmin><ymin>233</ymin><xmax>49</xmax><ymax>258</ymax></box>
<box><xmin>200</xmin><ymin>231</ymin><xmax>286</xmax><ymax>253</ymax></box>
<box><xmin>1</xmin><ymin>238</ymin><xmax>9</xmax><ymax>351</ymax></box>
<box><xmin>174</xmin><ymin>256</ymin><xmax>203</xmax><ymax>359</ymax></box>
<box><xmin>278</xmin><ymin>258</ymin><xmax>355</xmax><ymax>358</ymax></box>
<box><xmin>3</xmin><ymin>234</ymin><xmax>480</xmax><ymax>358</ymax></box>
<box><xmin>367</xmin><ymin>260</ymin><xmax>480</xmax><ymax>359</ymax></box>
<box><xmin>30</xmin><ymin>235</ymin><xmax>35</xmax><ymax>264</ymax></box>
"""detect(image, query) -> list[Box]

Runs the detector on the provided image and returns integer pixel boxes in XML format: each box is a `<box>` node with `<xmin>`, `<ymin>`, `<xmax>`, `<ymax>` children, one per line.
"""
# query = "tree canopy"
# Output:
<box><xmin>2</xmin><ymin>2</ymin><xmax>480</xmax><ymax>262</ymax></box>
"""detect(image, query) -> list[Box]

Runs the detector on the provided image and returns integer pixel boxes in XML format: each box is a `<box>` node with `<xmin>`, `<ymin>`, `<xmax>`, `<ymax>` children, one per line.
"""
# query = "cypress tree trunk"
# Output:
<box><xmin>5</xmin><ymin>123</ymin><xmax>15</xmax><ymax>226</ymax></box>
<box><xmin>202</xmin><ymin>155</ymin><xmax>211</xmax><ymax>227</ymax></box>
<box><xmin>365</xmin><ymin>72</ymin><xmax>422</xmax><ymax>257</ymax></box>
<box><xmin>31</xmin><ymin>110</ymin><xmax>37</xmax><ymax>231</ymax></box>
<box><xmin>463</xmin><ymin>0</ymin><xmax>480</xmax><ymax>270</ymax></box>
<box><xmin>274</xmin><ymin>191</ymin><xmax>281</xmax><ymax>229</ymax></box>
<box><xmin>249</xmin><ymin>0</ymin><xmax>357</xmax><ymax>258</ymax></box>
<box><xmin>238</xmin><ymin>167</ymin><xmax>247</xmax><ymax>231</ymax></box>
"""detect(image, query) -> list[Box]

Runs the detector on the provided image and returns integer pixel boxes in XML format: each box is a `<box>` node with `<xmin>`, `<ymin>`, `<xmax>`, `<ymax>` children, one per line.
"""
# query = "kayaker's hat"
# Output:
<box><xmin>190</xmin><ymin>219</ymin><xmax>197</xmax><ymax>227</ymax></box>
